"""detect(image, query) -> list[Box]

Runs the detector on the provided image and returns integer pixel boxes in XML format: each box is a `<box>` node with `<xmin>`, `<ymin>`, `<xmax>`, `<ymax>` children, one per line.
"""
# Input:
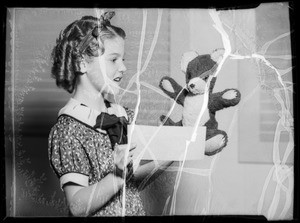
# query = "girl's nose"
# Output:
<box><xmin>119</xmin><ymin>61</ymin><xmax>127</xmax><ymax>73</ymax></box>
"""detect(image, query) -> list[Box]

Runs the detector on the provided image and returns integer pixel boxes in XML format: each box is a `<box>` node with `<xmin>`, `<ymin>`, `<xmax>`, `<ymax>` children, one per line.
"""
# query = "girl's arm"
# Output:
<box><xmin>63</xmin><ymin>173</ymin><xmax>124</xmax><ymax>216</ymax></box>
<box><xmin>63</xmin><ymin>144</ymin><xmax>135</xmax><ymax>216</ymax></box>
<box><xmin>133</xmin><ymin>160</ymin><xmax>174</xmax><ymax>189</ymax></box>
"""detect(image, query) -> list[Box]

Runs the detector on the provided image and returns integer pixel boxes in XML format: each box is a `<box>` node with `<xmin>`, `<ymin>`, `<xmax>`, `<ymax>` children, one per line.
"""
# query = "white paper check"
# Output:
<box><xmin>128</xmin><ymin>125</ymin><xmax>206</xmax><ymax>161</ymax></box>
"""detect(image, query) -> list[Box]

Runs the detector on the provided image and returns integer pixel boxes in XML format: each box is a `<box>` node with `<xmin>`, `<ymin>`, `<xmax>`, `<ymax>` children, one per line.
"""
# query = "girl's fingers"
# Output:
<box><xmin>129</xmin><ymin>143</ymin><xmax>137</xmax><ymax>152</ymax></box>
<box><xmin>116</xmin><ymin>143</ymin><xmax>136</xmax><ymax>152</ymax></box>
<box><xmin>127</xmin><ymin>158</ymin><xmax>133</xmax><ymax>166</ymax></box>
<box><xmin>114</xmin><ymin>144</ymin><xmax>137</xmax><ymax>167</ymax></box>
<box><xmin>129</xmin><ymin>150</ymin><xmax>135</xmax><ymax>157</ymax></box>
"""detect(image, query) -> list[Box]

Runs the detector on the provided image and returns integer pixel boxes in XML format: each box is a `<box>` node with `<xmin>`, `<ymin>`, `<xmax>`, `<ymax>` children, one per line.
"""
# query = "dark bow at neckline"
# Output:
<box><xmin>80</xmin><ymin>100</ymin><xmax>128</xmax><ymax>149</ymax></box>
<box><xmin>94</xmin><ymin>112</ymin><xmax>128</xmax><ymax>149</ymax></box>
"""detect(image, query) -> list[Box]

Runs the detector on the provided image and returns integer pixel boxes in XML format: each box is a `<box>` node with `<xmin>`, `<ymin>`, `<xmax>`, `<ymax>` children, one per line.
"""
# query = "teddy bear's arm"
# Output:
<box><xmin>159</xmin><ymin>76</ymin><xmax>188</xmax><ymax>106</ymax></box>
<box><xmin>209</xmin><ymin>89</ymin><xmax>241</xmax><ymax>112</ymax></box>
<box><xmin>160</xmin><ymin>115</ymin><xmax>183</xmax><ymax>126</ymax></box>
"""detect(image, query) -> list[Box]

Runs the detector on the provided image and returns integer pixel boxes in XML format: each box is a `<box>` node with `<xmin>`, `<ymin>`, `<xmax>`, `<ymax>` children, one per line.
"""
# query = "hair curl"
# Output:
<box><xmin>51</xmin><ymin>13</ymin><xmax>126</xmax><ymax>93</ymax></box>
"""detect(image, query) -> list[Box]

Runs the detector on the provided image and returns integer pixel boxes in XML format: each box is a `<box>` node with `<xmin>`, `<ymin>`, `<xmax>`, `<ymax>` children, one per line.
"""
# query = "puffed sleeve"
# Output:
<box><xmin>48</xmin><ymin>124</ymin><xmax>90</xmax><ymax>190</ymax></box>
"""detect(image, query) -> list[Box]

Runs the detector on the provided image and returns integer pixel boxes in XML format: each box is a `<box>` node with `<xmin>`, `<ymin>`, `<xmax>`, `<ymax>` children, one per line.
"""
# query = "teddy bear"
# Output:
<box><xmin>159</xmin><ymin>48</ymin><xmax>241</xmax><ymax>156</ymax></box>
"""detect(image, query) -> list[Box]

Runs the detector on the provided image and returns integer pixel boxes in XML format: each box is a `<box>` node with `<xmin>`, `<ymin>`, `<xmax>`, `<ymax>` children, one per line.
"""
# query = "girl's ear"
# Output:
<box><xmin>79</xmin><ymin>59</ymin><xmax>88</xmax><ymax>74</ymax></box>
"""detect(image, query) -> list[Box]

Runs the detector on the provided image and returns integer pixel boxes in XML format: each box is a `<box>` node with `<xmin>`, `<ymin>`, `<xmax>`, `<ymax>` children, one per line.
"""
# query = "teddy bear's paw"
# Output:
<box><xmin>222</xmin><ymin>89</ymin><xmax>238</xmax><ymax>100</ymax></box>
<box><xmin>219</xmin><ymin>135</ymin><xmax>227</xmax><ymax>147</ymax></box>
<box><xmin>161</xmin><ymin>79</ymin><xmax>175</xmax><ymax>93</ymax></box>
<box><xmin>159</xmin><ymin>115</ymin><xmax>172</xmax><ymax>126</ymax></box>
<box><xmin>205</xmin><ymin>134</ymin><xmax>226</xmax><ymax>153</ymax></box>
<box><xmin>158</xmin><ymin>118</ymin><xmax>164</xmax><ymax>126</ymax></box>
<box><xmin>160</xmin><ymin>115</ymin><xmax>167</xmax><ymax>122</ymax></box>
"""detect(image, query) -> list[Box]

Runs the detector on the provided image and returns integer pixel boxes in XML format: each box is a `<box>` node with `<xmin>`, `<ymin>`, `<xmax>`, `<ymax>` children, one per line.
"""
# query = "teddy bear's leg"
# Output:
<box><xmin>209</xmin><ymin>89</ymin><xmax>241</xmax><ymax>112</ymax></box>
<box><xmin>222</xmin><ymin>89</ymin><xmax>238</xmax><ymax>100</ymax></box>
<box><xmin>205</xmin><ymin>129</ymin><xmax>228</xmax><ymax>156</ymax></box>
<box><xmin>160</xmin><ymin>115</ymin><xmax>183</xmax><ymax>126</ymax></box>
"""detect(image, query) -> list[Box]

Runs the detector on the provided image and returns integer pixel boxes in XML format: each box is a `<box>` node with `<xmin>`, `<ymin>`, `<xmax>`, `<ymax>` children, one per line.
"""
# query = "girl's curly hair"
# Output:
<box><xmin>51</xmin><ymin>12</ymin><xmax>125</xmax><ymax>93</ymax></box>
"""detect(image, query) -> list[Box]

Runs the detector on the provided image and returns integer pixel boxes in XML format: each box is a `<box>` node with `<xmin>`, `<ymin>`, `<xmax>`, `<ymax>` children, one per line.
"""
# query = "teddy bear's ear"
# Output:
<box><xmin>180</xmin><ymin>51</ymin><xmax>198</xmax><ymax>73</ymax></box>
<box><xmin>211</xmin><ymin>48</ymin><xmax>225</xmax><ymax>64</ymax></box>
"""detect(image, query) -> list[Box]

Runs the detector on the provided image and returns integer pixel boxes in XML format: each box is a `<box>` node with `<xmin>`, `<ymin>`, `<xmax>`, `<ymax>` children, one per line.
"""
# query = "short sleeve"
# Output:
<box><xmin>48</xmin><ymin>123</ymin><xmax>90</xmax><ymax>189</ymax></box>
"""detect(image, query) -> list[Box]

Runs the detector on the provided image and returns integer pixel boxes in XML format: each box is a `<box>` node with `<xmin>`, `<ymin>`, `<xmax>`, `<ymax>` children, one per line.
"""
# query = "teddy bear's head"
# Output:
<box><xmin>180</xmin><ymin>48</ymin><xmax>225</xmax><ymax>95</ymax></box>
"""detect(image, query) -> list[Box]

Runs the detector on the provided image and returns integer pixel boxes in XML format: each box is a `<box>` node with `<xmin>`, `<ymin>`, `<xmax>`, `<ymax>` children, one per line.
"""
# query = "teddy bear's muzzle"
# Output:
<box><xmin>187</xmin><ymin>77</ymin><xmax>207</xmax><ymax>95</ymax></box>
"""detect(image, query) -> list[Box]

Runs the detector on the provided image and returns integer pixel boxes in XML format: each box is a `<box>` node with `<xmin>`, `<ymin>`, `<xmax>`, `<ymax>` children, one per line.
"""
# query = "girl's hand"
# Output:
<box><xmin>113</xmin><ymin>143</ymin><xmax>136</xmax><ymax>172</ymax></box>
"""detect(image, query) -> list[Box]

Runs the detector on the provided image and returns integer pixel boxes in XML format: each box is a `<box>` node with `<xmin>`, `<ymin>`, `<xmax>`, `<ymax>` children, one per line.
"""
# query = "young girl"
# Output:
<box><xmin>48</xmin><ymin>11</ymin><xmax>172</xmax><ymax>217</ymax></box>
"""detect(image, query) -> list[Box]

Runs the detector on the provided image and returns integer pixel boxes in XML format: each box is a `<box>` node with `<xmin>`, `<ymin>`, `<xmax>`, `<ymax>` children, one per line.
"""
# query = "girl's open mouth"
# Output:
<box><xmin>113</xmin><ymin>77</ymin><xmax>122</xmax><ymax>82</ymax></box>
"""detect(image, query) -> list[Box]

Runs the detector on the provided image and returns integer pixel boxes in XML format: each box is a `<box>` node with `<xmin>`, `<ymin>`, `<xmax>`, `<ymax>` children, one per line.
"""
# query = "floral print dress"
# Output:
<box><xmin>48</xmin><ymin>98</ymin><xmax>145</xmax><ymax>216</ymax></box>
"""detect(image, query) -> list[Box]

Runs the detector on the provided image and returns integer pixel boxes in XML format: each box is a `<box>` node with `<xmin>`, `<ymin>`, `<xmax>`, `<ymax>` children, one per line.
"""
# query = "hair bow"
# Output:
<box><xmin>78</xmin><ymin>11</ymin><xmax>115</xmax><ymax>55</ymax></box>
<box><xmin>99</xmin><ymin>11</ymin><xmax>115</xmax><ymax>29</ymax></box>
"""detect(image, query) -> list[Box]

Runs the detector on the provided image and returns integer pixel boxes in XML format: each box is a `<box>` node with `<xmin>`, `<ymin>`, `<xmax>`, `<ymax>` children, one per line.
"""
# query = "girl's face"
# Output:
<box><xmin>85</xmin><ymin>36</ymin><xmax>126</xmax><ymax>96</ymax></box>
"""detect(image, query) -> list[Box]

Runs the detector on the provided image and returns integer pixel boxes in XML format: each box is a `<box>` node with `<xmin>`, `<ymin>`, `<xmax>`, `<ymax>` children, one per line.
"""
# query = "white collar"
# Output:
<box><xmin>58</xmin><ymin>98</ymin><xmax>128</xmax><ymax>132</ymax></box>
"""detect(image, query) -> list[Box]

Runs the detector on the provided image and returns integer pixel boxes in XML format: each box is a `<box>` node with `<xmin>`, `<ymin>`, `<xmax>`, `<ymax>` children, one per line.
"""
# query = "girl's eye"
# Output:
<box><xmin>110</xmin><ymin>57</ymin><xmax>125</xmax><ymax>63</ymax></box>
